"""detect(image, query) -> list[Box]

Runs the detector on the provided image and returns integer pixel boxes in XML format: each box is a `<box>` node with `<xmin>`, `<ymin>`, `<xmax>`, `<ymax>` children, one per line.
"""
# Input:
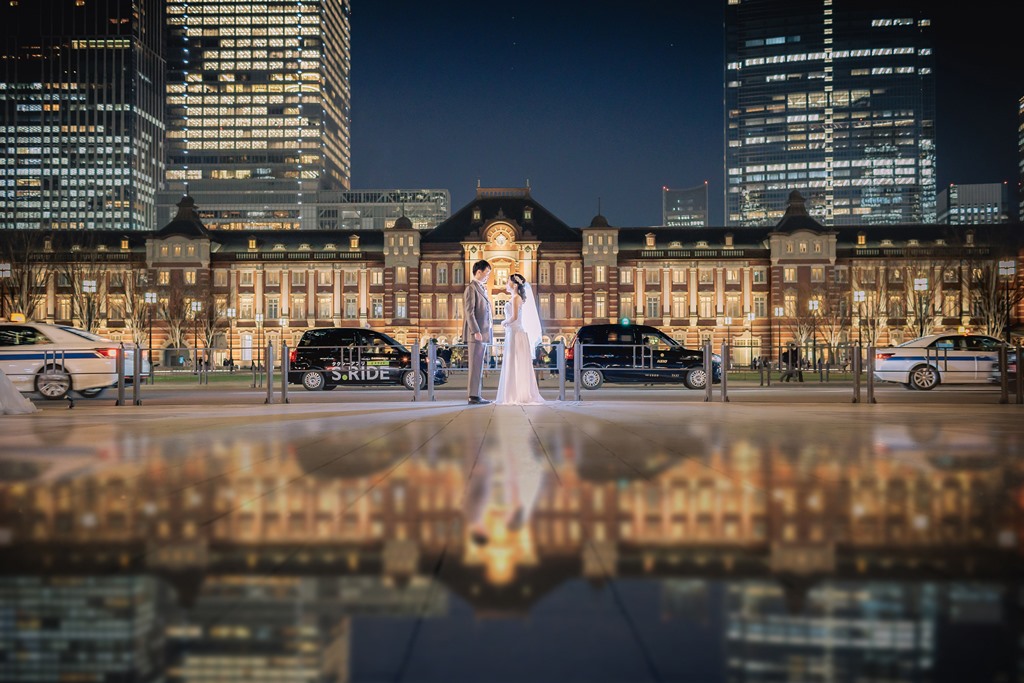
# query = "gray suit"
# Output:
<box><xmin>463</xmin><ymin>280</ymin><xmax>492</xmax><ymax>398</ymax></box>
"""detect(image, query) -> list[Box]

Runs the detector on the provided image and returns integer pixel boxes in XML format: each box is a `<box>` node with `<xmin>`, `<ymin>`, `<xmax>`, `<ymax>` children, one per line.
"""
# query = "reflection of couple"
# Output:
<box><xmin>463</xmin><ymin>259</ymin><xmax>544</xmax><ymax>406</ymax></box>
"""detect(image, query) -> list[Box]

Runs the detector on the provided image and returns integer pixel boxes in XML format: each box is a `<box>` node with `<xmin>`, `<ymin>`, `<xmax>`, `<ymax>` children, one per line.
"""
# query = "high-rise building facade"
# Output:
<box><xmin>164</xmin><ymin>0</ymin><xmax>352</xmax><ymax>199</ymax></box>
<box><xmin>937</xmin><ymin>182</ymin><xmax>1012</xmax><ymax>224</ymax></box>
<box><xmin>725</xmin><ymin>0</ymin><xmax>936</xmax><ymax>227</ymax></box>
<box><xmin>0</xmin><ymin>0</ymin><xmax>164</xmax><ymax>231</ymax></box>
<box><xmin>662</xmin><ymin>183</ymin><xmax>709</xmax><ymax>227</ymax></box>
<box><xmin>1018</xmin><ymin>95</ymin><xmax>1023</xmax><ymax>220</ymax></box>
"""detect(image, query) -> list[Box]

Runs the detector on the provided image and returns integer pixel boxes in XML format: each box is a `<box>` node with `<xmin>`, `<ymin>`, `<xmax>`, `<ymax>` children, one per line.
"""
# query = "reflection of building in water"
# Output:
<box><xmin>162</xmin><ymin>575</ymin><xmax>445</xmax><ymax>683</ymax></box>
<box><xmin>726</xmin><ymin>582</ymin><xmax>939</xmax><ymax>682</ymax></box>
<box><xmin>660</xmin><ymin>580</ymin><xmax>714</xmax><ymax>624</ymax></box>
<box><xmin>0</xmin><ymin>576</ymin><xmax>164</xmax><ymax>682</ymax></box>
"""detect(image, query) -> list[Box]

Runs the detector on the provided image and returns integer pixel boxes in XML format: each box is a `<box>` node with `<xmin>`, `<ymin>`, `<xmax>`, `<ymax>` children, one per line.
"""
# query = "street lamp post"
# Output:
<box><xmin>998</xmin><ymin>260</ymin><xmax>1015</xmax><ymax>342</ymax></box>
<box><xmin>773</xmin><ymin>305</ymin><xmax>784</xmax><ymax>365</ymax></box>
<box><xmin>747</xmin><ymin>311</ymin><xmax>756</xmax><ymax>366</ymax></box>
<box><xmin>145</xmin><ymin>291</ymin><xmax>157</xmax><ymax>383</ymax></box>
<box><xmin>82</xmin><ymin>279</ymin><xmax>97</xmax><ymax>331</ymax></box>
<box><xmin>808</xmin><ymin>299</ymin><xmax>820</xmax><ymax>370</ymax></box>
<box><xmin>913</xmin><ymin>277</ymin><xmax>928</xmax><ymax>338</ymax></box>
<box><xmin>0</xmin><ymin>262</ymin><xmax>11</xmax><ymax>319</ymax></box>
<box><xmin>190</xmin><ymin>300</ymin><xmax>202</xmax><ymax>372</ymax></box>
<box><xmin>226</xmin><ymin>307</ymin><xmax>236</xmax><ymax>372</ymax></box>
<box><xmin>254</xmin><ymin>313</ymin><xmax>264</xmax><ymax>371</ymax></box>
<box><xmin>723</xmin><ymin>316</ymin><xmax>732</xmax><ymax>345</ymax></box>
<box><xmin>853</xmin><ymin>290</ymin><xmax>866</xmax><ymax>345</ymax></box>
<box><xmin>278</xmin><ymin>317</ymin><xmax>287</xmax><ymax>369</ymax></box>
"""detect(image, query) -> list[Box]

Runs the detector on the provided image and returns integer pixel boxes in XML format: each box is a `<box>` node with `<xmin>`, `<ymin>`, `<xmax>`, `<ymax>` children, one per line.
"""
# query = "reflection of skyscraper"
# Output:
<box><xmin>164</xmin><ymin>0</ymin><xmax>352</xmax><ymax>196</ymax></box>
<box><xmin>662</xmin><ymin>184</ymin><xmax>709</xmax><ymax>227</ymax></box>
<box><xmin>0</xmin><ymin>0</ymin><xmax>164</xmax><ymax>231</ymax></box>
<box><xmin>163</xmin><ymin>576</ymin><xmax>446</xmax><ymax>683</ymax></box>
<box><xmin>725</xmin><ymin>581</ymin><xmax>938</xmax><ymax>681</ymax></box>
<box><xmin>0</xmin><ymin>576</ymin><xmax>164</xmax><ymax>682</ymax></box>
<box><xmin>725</xmin><ymin>0</ymin><xmax>936</xmax><ymax>226</ymax></box>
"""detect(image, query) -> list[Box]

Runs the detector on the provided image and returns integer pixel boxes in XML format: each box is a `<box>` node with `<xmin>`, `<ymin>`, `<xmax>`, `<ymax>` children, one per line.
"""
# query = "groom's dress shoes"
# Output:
<box><xmin>468</xmin><ymin>396</ymin><xmax>491</xmax><ymax>405</ymax></box>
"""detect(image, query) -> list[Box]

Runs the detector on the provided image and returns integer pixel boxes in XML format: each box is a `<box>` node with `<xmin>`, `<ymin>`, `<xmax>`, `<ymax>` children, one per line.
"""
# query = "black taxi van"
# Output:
<box><xmin>289</xmin><ymin>328</ymin><xmax>448</xmax><ymax>391</ymax></box>
<box><xmin>566</xmin><ymin>323</ymin><xmax>721</xmax><ymax>390</ymax></box>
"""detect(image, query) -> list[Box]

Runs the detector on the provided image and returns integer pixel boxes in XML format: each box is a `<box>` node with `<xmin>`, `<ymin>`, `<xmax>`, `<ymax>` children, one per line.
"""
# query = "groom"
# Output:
<box><xmin>464</xmin><ymin>259</ymin><xmax>492</xmax><ymax>405</ymax></box>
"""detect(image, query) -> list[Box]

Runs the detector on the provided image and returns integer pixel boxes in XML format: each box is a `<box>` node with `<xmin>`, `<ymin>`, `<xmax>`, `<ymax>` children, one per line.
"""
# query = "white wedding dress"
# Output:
<box><xmin>495</xmin><ymin>297</ymin><xmax>545</xmax><ymax>406</ymax></box>
<box><xmin>0</xmin><ymin>368</ymin><xmax>37</xmax><ymax>415</ymax></box>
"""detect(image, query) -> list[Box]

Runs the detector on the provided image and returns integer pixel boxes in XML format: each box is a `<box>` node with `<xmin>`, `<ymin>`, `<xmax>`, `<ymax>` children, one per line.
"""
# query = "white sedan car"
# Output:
<box><xmin>874</xmin><ymin>333</ymin><xmax>1004</xmax><ymax>390</ymax></box>
<box><xmin>0</xmin><ymin>322</ymin><xmax>149</xmax><ymax>399</ymax></box>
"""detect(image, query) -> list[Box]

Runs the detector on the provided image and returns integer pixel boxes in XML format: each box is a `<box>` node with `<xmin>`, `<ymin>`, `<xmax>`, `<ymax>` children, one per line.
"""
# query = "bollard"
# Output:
<box><xmin>999</xmin><ymin>345</ymin><xmax>1009</xmax><ymax>405</ymax></box>
<box><xmin>766</xmin><ymin>359</ymin><xmax>772</xmax><ymax>387</ymax></box>
<box><xmin>852</xmin><ymin>345</ymin><xmax>861</xmax><ymax>403</ymax></box>
<box><xmin>133</xmin><ymin>347</ymin><xmax>143</xmax><ymax>406</ymax></box>
<box><xmin>265</xmin><ymin>343</ymin><xmax>275</xmax><ymax>404</ymax></box>
<box><xmin>704</xmin><ymin>341</ymin><xmax>713</xmax><ymax>403</ymax></box>
<box><xmin>412</xmin><ymin>340</ymin><xmax>421</xmax><ymax>402</ymax></box>
<box><xmin>573</xmin><ymin>341</ymin><xmax>582</xmax><ymax>402</ymax></box>
<box><xmin>281</xmin><ymin>343</ymin><xmax>290</xmax><ymax>404</ymax></box>
<box><xmin>1016</xmin><ymin>344</ymin><xmax>1023</xmax><ymax>405</ymax></box>
<box><xmin>720</xmin><ymin>342</ymin><xmax>730</xmax><ymax>402</ymax></box>
<box><xmin>115</xmin><ymin>346</ymin><xmax>126</xmax><ymax>406</ymax></box>
<box><xmin>428</xmin><ymin>340</ymin><xmax>437</xmax><ymax>402</ymax></box>
<box><xmin>866</xmin><ymin>345</ymin><xmax>876</xmax><ymax>404</ymax></box>
<box><xmin>557</xmin><ymin>341</ymin><xmax>566</xmax><ymax>401</ymax></box>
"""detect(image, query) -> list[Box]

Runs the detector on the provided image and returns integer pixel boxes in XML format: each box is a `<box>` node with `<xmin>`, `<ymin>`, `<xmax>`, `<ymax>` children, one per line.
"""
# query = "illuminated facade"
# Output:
<box><xmin>4</xmin><ymin>188</ymin><xmax>1023</xmax><ymax>366</ymax></box>
<box><xmin>164</xmin><ymin>0</ymin><xmax>352</xmax><ymax>197</ymax></box>
<box><xmin>662</xmin><ymin>183</ymin><xmax>709</xmax><ymax>227</ymax></box>
<box><xmin>725</xmin><ymin>0</ymin><xmax>936</xmax><ymax>226</ymax></box>
<box><xmin>1019</xmin><ymin>95</ymin><xmax>1023</xmax><ymax>220</ymax></box>
<box><xmin>0</xmin><ymin>0</ymin><xmax>165</xmax><ymax>231</ymax></box>
<box><xmin>937</xmin><ymin>183</ymin><xmax>1012</xmax><ymax>224</ymax></box>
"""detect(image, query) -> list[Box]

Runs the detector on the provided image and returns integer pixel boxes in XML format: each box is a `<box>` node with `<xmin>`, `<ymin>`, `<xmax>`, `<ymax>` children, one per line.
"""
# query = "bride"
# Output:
<box><xmin>495</xmin><ymin>273</ymin><xmax>545</xmax><ymax>405</ymax></box>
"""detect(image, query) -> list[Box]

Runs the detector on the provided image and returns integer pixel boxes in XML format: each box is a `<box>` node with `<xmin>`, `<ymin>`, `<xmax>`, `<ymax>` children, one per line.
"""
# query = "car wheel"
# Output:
<box><xmin>684</xmin><ymin>368</ymin><xmax>708</xmax><ymax>390</ymax></box>
<box><xmin>402</xmin><ymin>370</ymin><xmax>425</xmax><ymax>391</ymax></box>
<box><xmin>579</xmin><ymin>368</ymin><xmax>604</xmax><ymax>390</ymax></box>
<box><xmin>301</xmin><ymin>371</ymin><xmax>326</xmax><ymax>391</ymax></box>
<box><xmin>78</xmin><ymin>387</ymin><xmax>106</xmax><ymax>398</ymax></box>
<box><xmin>909</xmin><ymin>364</ymin><xmax>939</xmax><ymax>391</ymax></box>
<box><xmin>36</xmin><ymin>365</ymin><xmax>71</xmax><ymax>400</ymax></box>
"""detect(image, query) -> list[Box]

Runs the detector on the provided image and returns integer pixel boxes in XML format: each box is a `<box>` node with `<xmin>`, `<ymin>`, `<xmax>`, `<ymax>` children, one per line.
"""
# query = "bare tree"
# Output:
<box><xmin>967</xmin><ymin>260</ymin><xmax>1023</xmax><ymax>339</ymax></box>
<box><xmin>58</xmin><ymin>239</ymin><xmax>108</xmax><ymax>333</ymax></box>
<box><xmin>0</xmin><ymin>231</ymin><xmax>52</xmax><ymax>320</ymax></box>
<box><xmin>158</xmin><ymin>277</ymin><xmax>191</xmax><ymax>354</ymax></box>
<box><xmin>120</xmin><ymin>271</ymin><xmax>151</xmax><ymax>347</ymax></box>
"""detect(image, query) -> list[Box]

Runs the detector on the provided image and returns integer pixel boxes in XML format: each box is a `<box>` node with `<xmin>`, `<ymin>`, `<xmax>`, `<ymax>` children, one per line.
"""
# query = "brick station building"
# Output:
<box><xmin>5</xmin><ymin>186</ymin><xmax>1021</xmax><ymax>368</ymax></box>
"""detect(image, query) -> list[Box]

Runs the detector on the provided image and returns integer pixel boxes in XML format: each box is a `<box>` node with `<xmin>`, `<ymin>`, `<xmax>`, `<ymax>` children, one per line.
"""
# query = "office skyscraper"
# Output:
<box><xmin>0</xmin><ymin>0</ymin><xmax>164</xmax><ymax>230</ymax></box>
<box><xmin>164</xmin><ymin>0</ymin><xmax>352</xmax><ymax>200</ymax></box>
<box><xmin>662</xmin><ymin>183</ymin><xmax>709</xmax><ymax>227</ymax></box>
<box><xmin>725</xmin><ymin>0</ymin><xmax>936</xmax><ymax>227</ymax></box>
<box><xmin>937</xmin><ymin>182</ymin><xmax>1012</xmax><ymax>224</ymax></box>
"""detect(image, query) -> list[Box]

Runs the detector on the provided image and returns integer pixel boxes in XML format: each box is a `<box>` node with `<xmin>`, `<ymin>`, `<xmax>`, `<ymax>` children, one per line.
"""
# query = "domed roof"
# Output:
<box><xmin>154</xmin><ymin>195</ymin><xmax>211</xmax><ymax>239</ymax></box>
<box><xmin>588</xmin><ymin>214</ymin><xmax>610</xmax><ymax>228</ymax></box>
<box><xmin>393</xmin><ymin>215</ymin><xmax>413</xmax><ymax>230</ymax></box>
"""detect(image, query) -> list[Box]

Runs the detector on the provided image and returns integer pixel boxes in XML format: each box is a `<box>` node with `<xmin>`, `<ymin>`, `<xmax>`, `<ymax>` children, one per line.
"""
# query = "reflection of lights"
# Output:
<box><xmin>997</xmin><ymin>530</ymin><xmax>1016</xmax><ymax>548</ymax></box>
<box><xmin>913</xmin><ymin>514</ymin><xmax>928</xmax><ymax>530</ymax></box>
<box><xmin>852</xmin><ymin>504</ymin><xmax>865</xmax><ymax>517</ymax></box>
<box><xmin>485</xmin><ymin>547</ymin><xmax>514</xmax><ymax>585</ymax></box>
<box><xmin>81</xmin><ymin>513</ymin><xmax>97</xmax><ymax>528</ymax></box>
<box><xmin>807</xmin><ymin>494</ymin><xmax>821</xmax><ymax>509</ymax></box>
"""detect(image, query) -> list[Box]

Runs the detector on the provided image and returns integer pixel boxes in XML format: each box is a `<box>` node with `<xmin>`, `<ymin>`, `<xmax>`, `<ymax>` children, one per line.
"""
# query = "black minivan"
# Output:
<box><xmin>567</xmin><ymin>323</ymin><xmax>721</xmax><ymax>390</ymax></box>
<box><xmin>289</xmin><ymin>328</ymin><xmax>448</xmax><ymax>391</ymax></box>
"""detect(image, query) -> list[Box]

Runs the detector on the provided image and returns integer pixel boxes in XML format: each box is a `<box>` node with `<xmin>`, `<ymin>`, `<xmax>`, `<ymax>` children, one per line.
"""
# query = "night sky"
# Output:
<box><xmin>350</xmin><ymin>1</ymin><xmax>1021</xmax><ymax>227</ymax></box>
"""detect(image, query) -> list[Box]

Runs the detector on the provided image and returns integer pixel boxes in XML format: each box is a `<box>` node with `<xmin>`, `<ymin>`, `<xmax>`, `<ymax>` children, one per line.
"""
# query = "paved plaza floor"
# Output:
<box><xmin>1</xmin><ymin>392</ymin><xmax>1023</xmax><ymax>682</ymax></box>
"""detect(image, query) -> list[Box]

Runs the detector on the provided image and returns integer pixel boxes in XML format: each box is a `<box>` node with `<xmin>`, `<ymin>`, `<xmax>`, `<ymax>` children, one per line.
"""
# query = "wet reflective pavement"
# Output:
<box><xmin>1</xmin><ymin>398</ymin><xmax>1022</xmax><ymax>682</ymax></box>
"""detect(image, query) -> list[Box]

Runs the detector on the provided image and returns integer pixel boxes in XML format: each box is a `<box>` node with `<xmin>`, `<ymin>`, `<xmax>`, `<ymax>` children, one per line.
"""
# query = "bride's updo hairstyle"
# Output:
<box><xmin>509</xmin><ymin>273</ymin><xmax>527</xmax><ymax>300</ymax></box>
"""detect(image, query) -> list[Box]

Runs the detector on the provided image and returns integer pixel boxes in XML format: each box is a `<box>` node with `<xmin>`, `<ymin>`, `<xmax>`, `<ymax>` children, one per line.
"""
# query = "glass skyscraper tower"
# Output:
<box><xmin>725</xmin><ymin>0</ymin><xmax>936</xmax><ymax>226</ymax></box>
<box><xmin>0</xmin><ymin>0</ymin><xmax>164</xmax><ymax>231</ymax></box>
<box><xmin>164</xmin><ymin>0</ymin><xmax>352</xmax><ymax>199</ymax></box>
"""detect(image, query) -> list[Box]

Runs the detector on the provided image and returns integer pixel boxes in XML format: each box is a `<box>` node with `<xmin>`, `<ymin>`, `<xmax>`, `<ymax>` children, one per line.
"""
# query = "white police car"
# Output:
<box><xmin>874</xmin><ymin>333</ymin><xmax>1004</xmax><ymax>390</ymax></box>
<box><xmin>0</xmin><ymin>320</ymin><xmax>149</xmax><ymax>399</ymax></box>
